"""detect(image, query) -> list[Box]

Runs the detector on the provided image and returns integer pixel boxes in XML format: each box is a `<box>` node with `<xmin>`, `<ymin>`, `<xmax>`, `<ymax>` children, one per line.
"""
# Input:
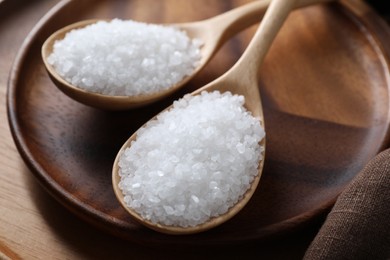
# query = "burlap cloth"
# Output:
<box><xmin>304</xmin><ymin>148</ymin><xmax>390</xmax><ymax>259</ymax></box>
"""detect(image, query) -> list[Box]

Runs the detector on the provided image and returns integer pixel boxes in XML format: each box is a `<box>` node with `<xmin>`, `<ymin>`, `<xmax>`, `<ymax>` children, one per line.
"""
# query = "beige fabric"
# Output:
<box><xmin>304</xmin><ymin>149</ymin><xmax>390</xmax><ymax>259</ymax></box>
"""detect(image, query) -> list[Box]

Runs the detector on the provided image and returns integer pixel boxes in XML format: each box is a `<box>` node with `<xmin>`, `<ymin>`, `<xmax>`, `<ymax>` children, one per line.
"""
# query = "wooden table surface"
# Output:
<box><xmin>0</xmin><ymin>0</ymin><xmax>387</xmax><ymax>259</ymax></box>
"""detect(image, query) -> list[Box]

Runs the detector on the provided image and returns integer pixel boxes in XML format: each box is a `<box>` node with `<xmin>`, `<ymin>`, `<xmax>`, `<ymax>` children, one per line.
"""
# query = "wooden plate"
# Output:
<box><xmin>7</xmin><ymin>0</ymin><xmax>390</xmax><ymax>246</ymax></box>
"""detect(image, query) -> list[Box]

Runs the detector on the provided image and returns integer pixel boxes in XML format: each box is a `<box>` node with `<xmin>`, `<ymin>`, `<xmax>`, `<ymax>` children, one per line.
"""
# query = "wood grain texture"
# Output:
<box><xmin>0</xmin><ymin>1</ymin><xmax>65</xmax><ymax>259</ymax></box>
<box><xmin>1</xmin><ymin>0</ymin><xmax>390</xmax><ymax>258</ymax></box>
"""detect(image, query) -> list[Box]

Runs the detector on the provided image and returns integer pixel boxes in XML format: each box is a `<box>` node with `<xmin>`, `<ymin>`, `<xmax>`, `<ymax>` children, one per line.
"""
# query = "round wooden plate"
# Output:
<box><xmin>7</xmin><ymin>0</ymin><xmax>390</xmax><ymax>246</ymax></box>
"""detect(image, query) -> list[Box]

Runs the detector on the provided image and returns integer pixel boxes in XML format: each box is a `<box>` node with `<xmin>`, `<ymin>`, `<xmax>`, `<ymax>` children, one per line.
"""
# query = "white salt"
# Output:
<box><xmin>118</xmin><ymin>91</ymin><xmax>265</xmax><ymax>227</ymax></box>
<box><xmin>47</xmin><ymin>19</ymin><xmax>202</xmax><ymax>96</ymax></box>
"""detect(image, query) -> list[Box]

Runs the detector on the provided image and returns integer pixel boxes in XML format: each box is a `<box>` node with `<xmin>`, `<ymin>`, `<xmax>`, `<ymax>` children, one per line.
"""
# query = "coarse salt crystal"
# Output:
<box><xmin>118</xmin><ymin>91</ymin><xmax>265</xmax><ymax>227</ymax></box>
<box><xmin>48</xmin><ymin>19</ymin><xmax>202</xmax><ymax>96</ymax></box>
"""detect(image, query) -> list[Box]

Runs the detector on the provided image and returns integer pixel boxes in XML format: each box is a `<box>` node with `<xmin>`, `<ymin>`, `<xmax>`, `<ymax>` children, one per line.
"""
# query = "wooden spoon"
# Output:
<box><xmin>42</xmin><ymin>0</ymin><xmax>332</xmax><ymax>110</ymax></box>
<box><xmin>112</xmin><ymin>0</ymin><xmax>321</xmax><ymax>235</ymax></box>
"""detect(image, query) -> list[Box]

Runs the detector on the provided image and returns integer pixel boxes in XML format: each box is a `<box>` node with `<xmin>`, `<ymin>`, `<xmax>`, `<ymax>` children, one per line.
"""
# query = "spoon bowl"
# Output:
<box><xmin>111</xmin><ymin>0</ymin><xmax>329</xmax><ymax>234</ymax></box>
<box><xmin>42</xmin><ymin>0</ymin><xmax>331</xmax><ymax>110</ymax></box>
<box><xmin>41</xmin><ymin>1</ymin><xmax>269</xmax><ymax>110</ymax></box>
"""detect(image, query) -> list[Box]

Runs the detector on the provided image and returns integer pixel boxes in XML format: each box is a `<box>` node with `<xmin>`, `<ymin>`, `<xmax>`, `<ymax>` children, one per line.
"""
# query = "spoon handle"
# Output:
<box><xmin>205</xmin><ymin>0</ymin><xmax>333</xmax><ymax>52</ymax></box>
<box><xmin>232</xmin><ymin>0</ymin><xmax>299</xmax><ymax>79</ymax></box>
